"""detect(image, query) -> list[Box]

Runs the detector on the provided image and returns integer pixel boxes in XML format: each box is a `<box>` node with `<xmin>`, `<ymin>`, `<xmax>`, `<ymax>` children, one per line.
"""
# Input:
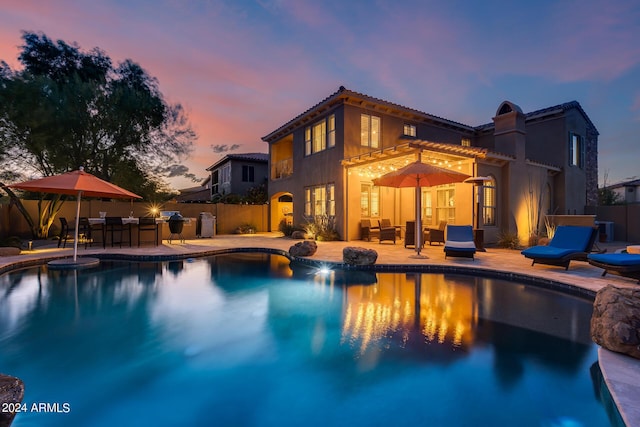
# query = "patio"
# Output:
<box><xmin>0</xmin><ymin>233</ymin><xmax>638</xmax><ymax>426</ymax></box>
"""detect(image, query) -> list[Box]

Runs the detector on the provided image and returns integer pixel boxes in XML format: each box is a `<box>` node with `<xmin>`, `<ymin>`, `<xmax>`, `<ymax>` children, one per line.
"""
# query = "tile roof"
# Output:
<box><xmin>206</xmin><ymin>152</ymin><xmax>268</xmax><ymax>171</ymax></box>
<box><xmin>475</xmin><ymin>101</ymin><xmax>599</xmax><ymax>134</ymax></box>
<box><xmin>262</xmin><ymin>86</ymin><xmax>475</xmax><ymax>142</ymax></box>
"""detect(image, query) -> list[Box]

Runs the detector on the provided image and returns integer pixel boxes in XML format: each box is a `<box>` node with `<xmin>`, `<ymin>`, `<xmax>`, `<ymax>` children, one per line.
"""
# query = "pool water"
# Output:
<box><xmin>0</xmin><ymin>253</ymin><xmax>614</xmax><ymax>426</ymax></box>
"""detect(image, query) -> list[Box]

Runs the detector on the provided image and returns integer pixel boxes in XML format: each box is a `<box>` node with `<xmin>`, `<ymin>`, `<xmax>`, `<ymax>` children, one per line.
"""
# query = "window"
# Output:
<box><xmin>569</xmin><ymin>132</ymin><xmax>584</xmax><ymax>168</ymax></box>
<box><xmin>436</xmin><ymin>185</ymin><xmax>455</xmax><ymax>223</ymax></box>
<box><xmin>461</xmin><ymin>138</ymin><xmax>471</xmax><ymax>147</ymax></box>
<box><xmin>313</xmin><ymin>121</ymin><xmax>326</xmax><ymax>153</ymax></box>
<box><xmin>327</xmin><ymin>184</ymin><xmax>335</xmax><ymax>216</ymax></box>
<box><xmin>328</xmin><ymin>115</ymin><xmax>335</xmax><ymax>148</ymax></box>
<box><xmin>483</xmin><ymin>176</ymin><xmax>496</xmax><ymax>226</ymax></box>
<box><xmin>403</xmin><ymin>124</ymin><xmax>416</xmax><ymax>137</ymax></box>
<box><xmin>242</xmin><ymin>165</ymin><xmax>255</xmax><ymax>182</ymax></box>
<box><xmin>360</xmin><ymin>184</ymin><xmax>380</xmax><ymax>217</ymax></box>
<box><xmin>211</xmin><ymin>170</ymin><xmax>219</xmax><ymax>194</ymax></box>
<box><xmin>305</xmin><ymin>114</ymin><xmax>335</xmax><ymax>156</ymax></box>
<box><xmin>305</xmin><ymin>184</ymin><xmax>335</xmax><ymax>217</ymax></box>
<box><xmin>361</xmin><ymin>114</ymin><xmax>380</xmax><ymax>148</ymax></box>
<box><xmin>220</xmin><ymin>164</ymin><xmax>231</xmax><ymax>184</ymax></box>
<box><xmin>421</xmin><ymin>190</ymin><xmax>432</xmax><ymax>224</ymax></box>
<box><xmin>305</xmin><ymin>127</ymin><xmax>311</xmax><ymax>156</ymax></box>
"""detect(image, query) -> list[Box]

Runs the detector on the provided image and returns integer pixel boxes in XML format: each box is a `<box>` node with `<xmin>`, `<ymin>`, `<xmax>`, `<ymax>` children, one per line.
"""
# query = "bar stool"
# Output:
<box><xmin>138</xmin><ymin>217</ymin><xmax>159</xmax><ymax>246</ymax></box>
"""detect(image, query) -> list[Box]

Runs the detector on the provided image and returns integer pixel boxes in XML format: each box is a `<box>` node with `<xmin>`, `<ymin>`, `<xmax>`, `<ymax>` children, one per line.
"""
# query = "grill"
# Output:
<box><xmin>168</xmin><ymin>213</ymin><xmax>185</xmax><ymax>243</ymax></box>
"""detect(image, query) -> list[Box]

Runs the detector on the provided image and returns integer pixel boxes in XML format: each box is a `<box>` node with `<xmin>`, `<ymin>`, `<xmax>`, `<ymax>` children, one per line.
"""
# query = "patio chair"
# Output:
<box><xmin>587</xmin><ymin>253</ymin><xmax>640</xmax><ymax>283</ymax></box>
<box><xmin>521</xmin><ymin>225</ymin><xmax>598</xmax><ymax>270</ymax></box>
<box><xmin>378</xmin><ymin>219</ymin><xmax>399</xmax><ymax>244</ymax></box>
<box><xmin>138</xmin><ymin>217</ymin><xmax>159</xmax><ymax>246</ymax></box>
<box><xmin>444</xmin><ymin>225</ymin><xmax>476</xmax><ymax>259</ymax></box>
<box><xmin>425</xmin><ymin>221</ymin><xmax>447</xmax><ymax>245</ymax></box>
<box><xmin>57</xmin><ymin>217</ymin><xmax>74</xmax><ymax>248</ymax></box>
<box><xmin>360</xmin><ymin>219</ymin><xmax>380</xmax><ymax>242</ymax></box>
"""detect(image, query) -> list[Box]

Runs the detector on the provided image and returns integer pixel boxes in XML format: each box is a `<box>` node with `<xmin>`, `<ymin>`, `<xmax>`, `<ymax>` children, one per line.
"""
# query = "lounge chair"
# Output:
<box><xmin>521</xmin><ymin>225</ymin><xmax>598</xmax><ymax>270</ymax></box>
<box><xmin>587</xmin><ymin>253</ymin><xmax>640</xmax><ymax>283</ymax></box>
<box><xmin>444</xmin><ymin>225</ymin><xmax>476</xmax><ymax>259</ymax></box>
<box><xmin>360</xmin><ymin>219</ymin><xmax>380</xmax><ymax>242</ymax></box>
<box><xmin>425</xmin><ymin>221</ymin><xmax>446</xmax><ymax>245</ymax></box>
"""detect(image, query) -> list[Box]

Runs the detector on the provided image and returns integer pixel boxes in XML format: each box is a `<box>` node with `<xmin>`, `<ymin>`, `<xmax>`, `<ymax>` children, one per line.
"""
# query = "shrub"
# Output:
<box><xmin>233</xmin><ymin>223</ymin><xmax>257</xmax><ymax>234</ymax></box>
<box><xmin>278</xmin><ymin>219</ymin><xmax>295</xmax><ymax>237</ymax></box>
<box><xmin>303</xmin><ymin>214</ymin><xmax>340</xmax><ymax>241</ymax></box>
<box><xmin>497</xmin><ymin>231</ymin><xmax>520</xmax><ymax>249</ymax></box>
<box><xmin>0</xmin><ymin>236</ymin><xmax>22</xmax><ymax>248</ymax></box>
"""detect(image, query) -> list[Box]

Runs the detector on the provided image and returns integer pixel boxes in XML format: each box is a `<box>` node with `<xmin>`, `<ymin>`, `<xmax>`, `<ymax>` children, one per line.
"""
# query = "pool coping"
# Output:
<box><xmin>1</xmin><ymin>246</ymin><xmax>637</xmax><ymax>426</ymax></box>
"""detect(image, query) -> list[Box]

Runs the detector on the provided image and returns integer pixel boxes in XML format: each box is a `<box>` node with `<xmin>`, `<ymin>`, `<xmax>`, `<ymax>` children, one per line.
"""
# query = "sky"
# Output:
<box><xmin>1</xmin><ymin>0</ymin><xmax>639</xmax><ymax>190</ymax></box>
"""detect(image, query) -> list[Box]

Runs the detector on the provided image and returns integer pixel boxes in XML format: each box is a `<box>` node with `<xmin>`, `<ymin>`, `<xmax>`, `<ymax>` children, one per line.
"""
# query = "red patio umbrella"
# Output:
<box><xmin>9</xmin><ymin>168</ymin><xmax>142</xmax><ymax>265</ymax></box>
<box><xmin>373</xmin><ymin>160</ymin><xmax>469</xmax><ymax>257</ymax></box>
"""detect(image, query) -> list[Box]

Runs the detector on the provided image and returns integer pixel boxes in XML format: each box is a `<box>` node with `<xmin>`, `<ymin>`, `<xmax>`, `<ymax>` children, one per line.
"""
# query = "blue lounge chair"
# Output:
<box><xmin>444</xmin><ymin>225</ymin><xmax>476</xmax><ymax>259</ymax></box>
<box><xmin>587</xmin><ymin>253</ymin><xmax>640</xmax><ymax>283</ymax></box>
<box><xmin>521</xmin><ymin>225</ymin><xmax>598</xmax><ymax>270</ymax></box>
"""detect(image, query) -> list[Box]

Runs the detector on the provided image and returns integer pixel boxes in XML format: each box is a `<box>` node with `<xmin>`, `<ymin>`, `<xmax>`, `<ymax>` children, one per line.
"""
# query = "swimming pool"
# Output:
<box><xmin>0</xmin><ymin>253</ymin><xmax>615</xmax><ymax>426</ymax></box>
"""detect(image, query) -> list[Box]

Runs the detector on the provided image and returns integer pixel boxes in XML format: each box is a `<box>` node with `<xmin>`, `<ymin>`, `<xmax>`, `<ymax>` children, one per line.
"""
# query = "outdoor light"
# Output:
<box><xmin>28</xmin><ymin>241</ymin><xmax>33</xmax><ymax>251</ymax></box>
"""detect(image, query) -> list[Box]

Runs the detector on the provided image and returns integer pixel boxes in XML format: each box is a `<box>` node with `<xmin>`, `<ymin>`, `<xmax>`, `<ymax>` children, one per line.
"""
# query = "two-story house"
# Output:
<box><xmin>262</xmin><ymin>87</ymin><xmax>598</xmax><ymax>243</ymax></box>
<box><xmin>206</xmin><ymin>153</ymin><xmax>269</xmax><ymax>200</ymax></box>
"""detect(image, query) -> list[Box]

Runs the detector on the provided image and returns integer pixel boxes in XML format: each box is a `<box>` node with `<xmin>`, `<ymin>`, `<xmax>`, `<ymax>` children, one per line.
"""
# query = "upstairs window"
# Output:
<box><xmin>569</xmin><ymin>132</ymin><xmax>584</xmax><ymax>168</ymax></box>
<box><xmin>305</xmin><ymin>114</ymin><xmax>335</xmax><ymax>156</ymax></box>
<box><xmin>461</xmin><ymin>138</ymin><xmax>471</xmax><ymax>147</ymax></box>
<box><xmin>242</xmin><ymin>165</ymin><xmax>255</xmax><ymax>182</ymax></box>
<box><xmin>403</xmin><ymin>124</ymin><xmax>416</xmax><ymax>137</ymax></box>
<box><xmin>220</xmin><ymin>164</ymin><xmax>231</xmax><ymax>184</ymax></box>
<box><xmin>361</xmin><ymin>114</ymin><xmax>380</xmax><ymax>148</ymax></box>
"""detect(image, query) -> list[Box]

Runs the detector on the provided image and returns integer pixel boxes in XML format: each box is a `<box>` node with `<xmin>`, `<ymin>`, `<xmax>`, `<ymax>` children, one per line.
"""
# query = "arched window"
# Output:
<box><xmin>483</xmin><ymin>176</ymin><xmax>496</xmax><ymax>226</ymax></box>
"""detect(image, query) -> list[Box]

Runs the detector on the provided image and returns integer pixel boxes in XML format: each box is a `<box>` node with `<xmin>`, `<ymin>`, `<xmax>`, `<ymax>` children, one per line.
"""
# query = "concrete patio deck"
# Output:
<box><xmin>1</xmin><ymin>233</ymin><xmax>638</xmax><ymax>426</ymax></box>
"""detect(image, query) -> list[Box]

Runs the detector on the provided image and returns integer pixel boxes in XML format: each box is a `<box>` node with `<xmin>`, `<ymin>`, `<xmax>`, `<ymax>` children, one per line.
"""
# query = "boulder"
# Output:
<box><xmin>343</xmin><ymin>246</ymin><xmax>378</xmax><ymax>266</ymax></box>
<box><xmin>289</xmin><ymin>240</ymin><xmax>317</xmax><ymax>257</ymax></box>
<box><xmin>0</xmin><ymin>373</ymin><xmax>24</xmax><ymax>427</ymax></box>
<box><xmin>290</xmin><ymin>230</ymin><xmax>307</xmax><ymax>240</ymax></box>
<box><xmin>0</xmin><ymin>247</ymin><xmax>21</xmax><ymax>256</ymax></box>
<box><xmin>591</xmin><ymin>284</ymin><xmax>640</xmax><ymax>359</ymax></box>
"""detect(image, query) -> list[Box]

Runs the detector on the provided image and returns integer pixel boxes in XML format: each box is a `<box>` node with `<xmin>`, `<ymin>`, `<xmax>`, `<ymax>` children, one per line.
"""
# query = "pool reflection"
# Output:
<box><xmin>341</xmin><ymin>273</ymin><xmax>477</xmax><ymax>355</ymax></box>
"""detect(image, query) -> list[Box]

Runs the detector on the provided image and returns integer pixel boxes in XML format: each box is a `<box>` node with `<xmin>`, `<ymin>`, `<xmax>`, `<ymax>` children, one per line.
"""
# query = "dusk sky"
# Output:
<box><xmin>1</xmin><ymin>0</ymin><xmax>639</xmax><ymax>190</ymax></box>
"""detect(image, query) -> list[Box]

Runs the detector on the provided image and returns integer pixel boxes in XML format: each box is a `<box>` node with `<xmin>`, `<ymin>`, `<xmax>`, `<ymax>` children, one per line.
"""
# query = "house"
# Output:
<box><xmin>175</xmin><ymin>176</ymin><xmax>212</xmax><ymax>203</ymax></box>
<box><xmin>607</xmin><ymin>178</ymin><xmax>640</xmax><ymax>204</ymax></box>
<box><xmin>206</xmin><ymin>153</ymin><xmax>269</xmax><ymax>200</ymax></box>
<box><xmin>262</xmin><ymin>86</ymin><xmax>598</xmax><ymax>243</ymax></box>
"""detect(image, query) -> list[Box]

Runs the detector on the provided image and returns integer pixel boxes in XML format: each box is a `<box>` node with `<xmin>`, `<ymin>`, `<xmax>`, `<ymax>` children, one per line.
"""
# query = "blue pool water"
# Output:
<box><xmin>0</xmin><ymin>253</ymin><xmax>615</xmax><ymax>426</ymax></box>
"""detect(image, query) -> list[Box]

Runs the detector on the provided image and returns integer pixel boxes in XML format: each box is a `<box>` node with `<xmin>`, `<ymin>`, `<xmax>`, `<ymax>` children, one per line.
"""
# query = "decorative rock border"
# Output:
<box><xmin>0</xmin><ymin>373</ymin><xmax>24</xmax><ymax>427</ymax></box>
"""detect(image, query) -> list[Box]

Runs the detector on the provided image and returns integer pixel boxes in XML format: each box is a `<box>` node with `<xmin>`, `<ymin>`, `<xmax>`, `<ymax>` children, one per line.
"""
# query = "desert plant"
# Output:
<box><xmin>497</xmin><ymin>231</ymin><xmax>520</xmax><ymax>249</ymax></box>
<box><xmin>278</xmin><ymin>219</ymin><xmax>295</xmax><ymax>237</ymax></box>
<box><xmin>544</xmin><ymin>217</ymin><xmax>557</xmax><ymax>240</ymax></box>
<box><xmin>303</xmin><ymin>214</ymin><xmax>340</xmax><ymax>241</ymax></box>
<box><xmin>0</xmin><ymin>236</ymin><xmax>22</xmax><ymax>248</ymax></box>
<box><xmin>233</xmin><ymin>223</ymin><xmax>257</xmax><ymax>234</ymax></box>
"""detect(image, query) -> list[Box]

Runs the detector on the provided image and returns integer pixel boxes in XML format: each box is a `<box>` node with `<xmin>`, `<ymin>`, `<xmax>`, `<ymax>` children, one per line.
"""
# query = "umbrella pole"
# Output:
<box><xmin>415</xmin><ymin>185</ymin><xmax>422</xmax><ymax>255</ymax></box>
<box><xmin>73</xmin><ymin>192</ymin><xmax>82</xmax><ymax>262</ymax></box>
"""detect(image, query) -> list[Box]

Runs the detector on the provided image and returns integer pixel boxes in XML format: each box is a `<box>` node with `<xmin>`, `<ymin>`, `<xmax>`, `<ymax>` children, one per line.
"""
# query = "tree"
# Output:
<box><xmin>0</xmin><ymin>32</ymin><xmax>196</xmax><ymax>237</ymax></box>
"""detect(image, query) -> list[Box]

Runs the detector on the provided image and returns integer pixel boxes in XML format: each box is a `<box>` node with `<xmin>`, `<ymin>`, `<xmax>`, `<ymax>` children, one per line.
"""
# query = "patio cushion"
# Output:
<box><xmin>521</xmin><ymin>246</ymin><xmax>578</xmax><ymax>259</ymax></box>
<box><xmin>588</xmin><ymin>253</ymin><xmax>640</xmax><ymax>267</ymax></box>
<box><xmin>444</xmin><ymin>241</ymin><xmax>476</xmax><ymax>250</ymax></box>
<box><xmin>548</xmin><ymin>226</ymin><xmax>594</xmax><ymax>250</ymax></box>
